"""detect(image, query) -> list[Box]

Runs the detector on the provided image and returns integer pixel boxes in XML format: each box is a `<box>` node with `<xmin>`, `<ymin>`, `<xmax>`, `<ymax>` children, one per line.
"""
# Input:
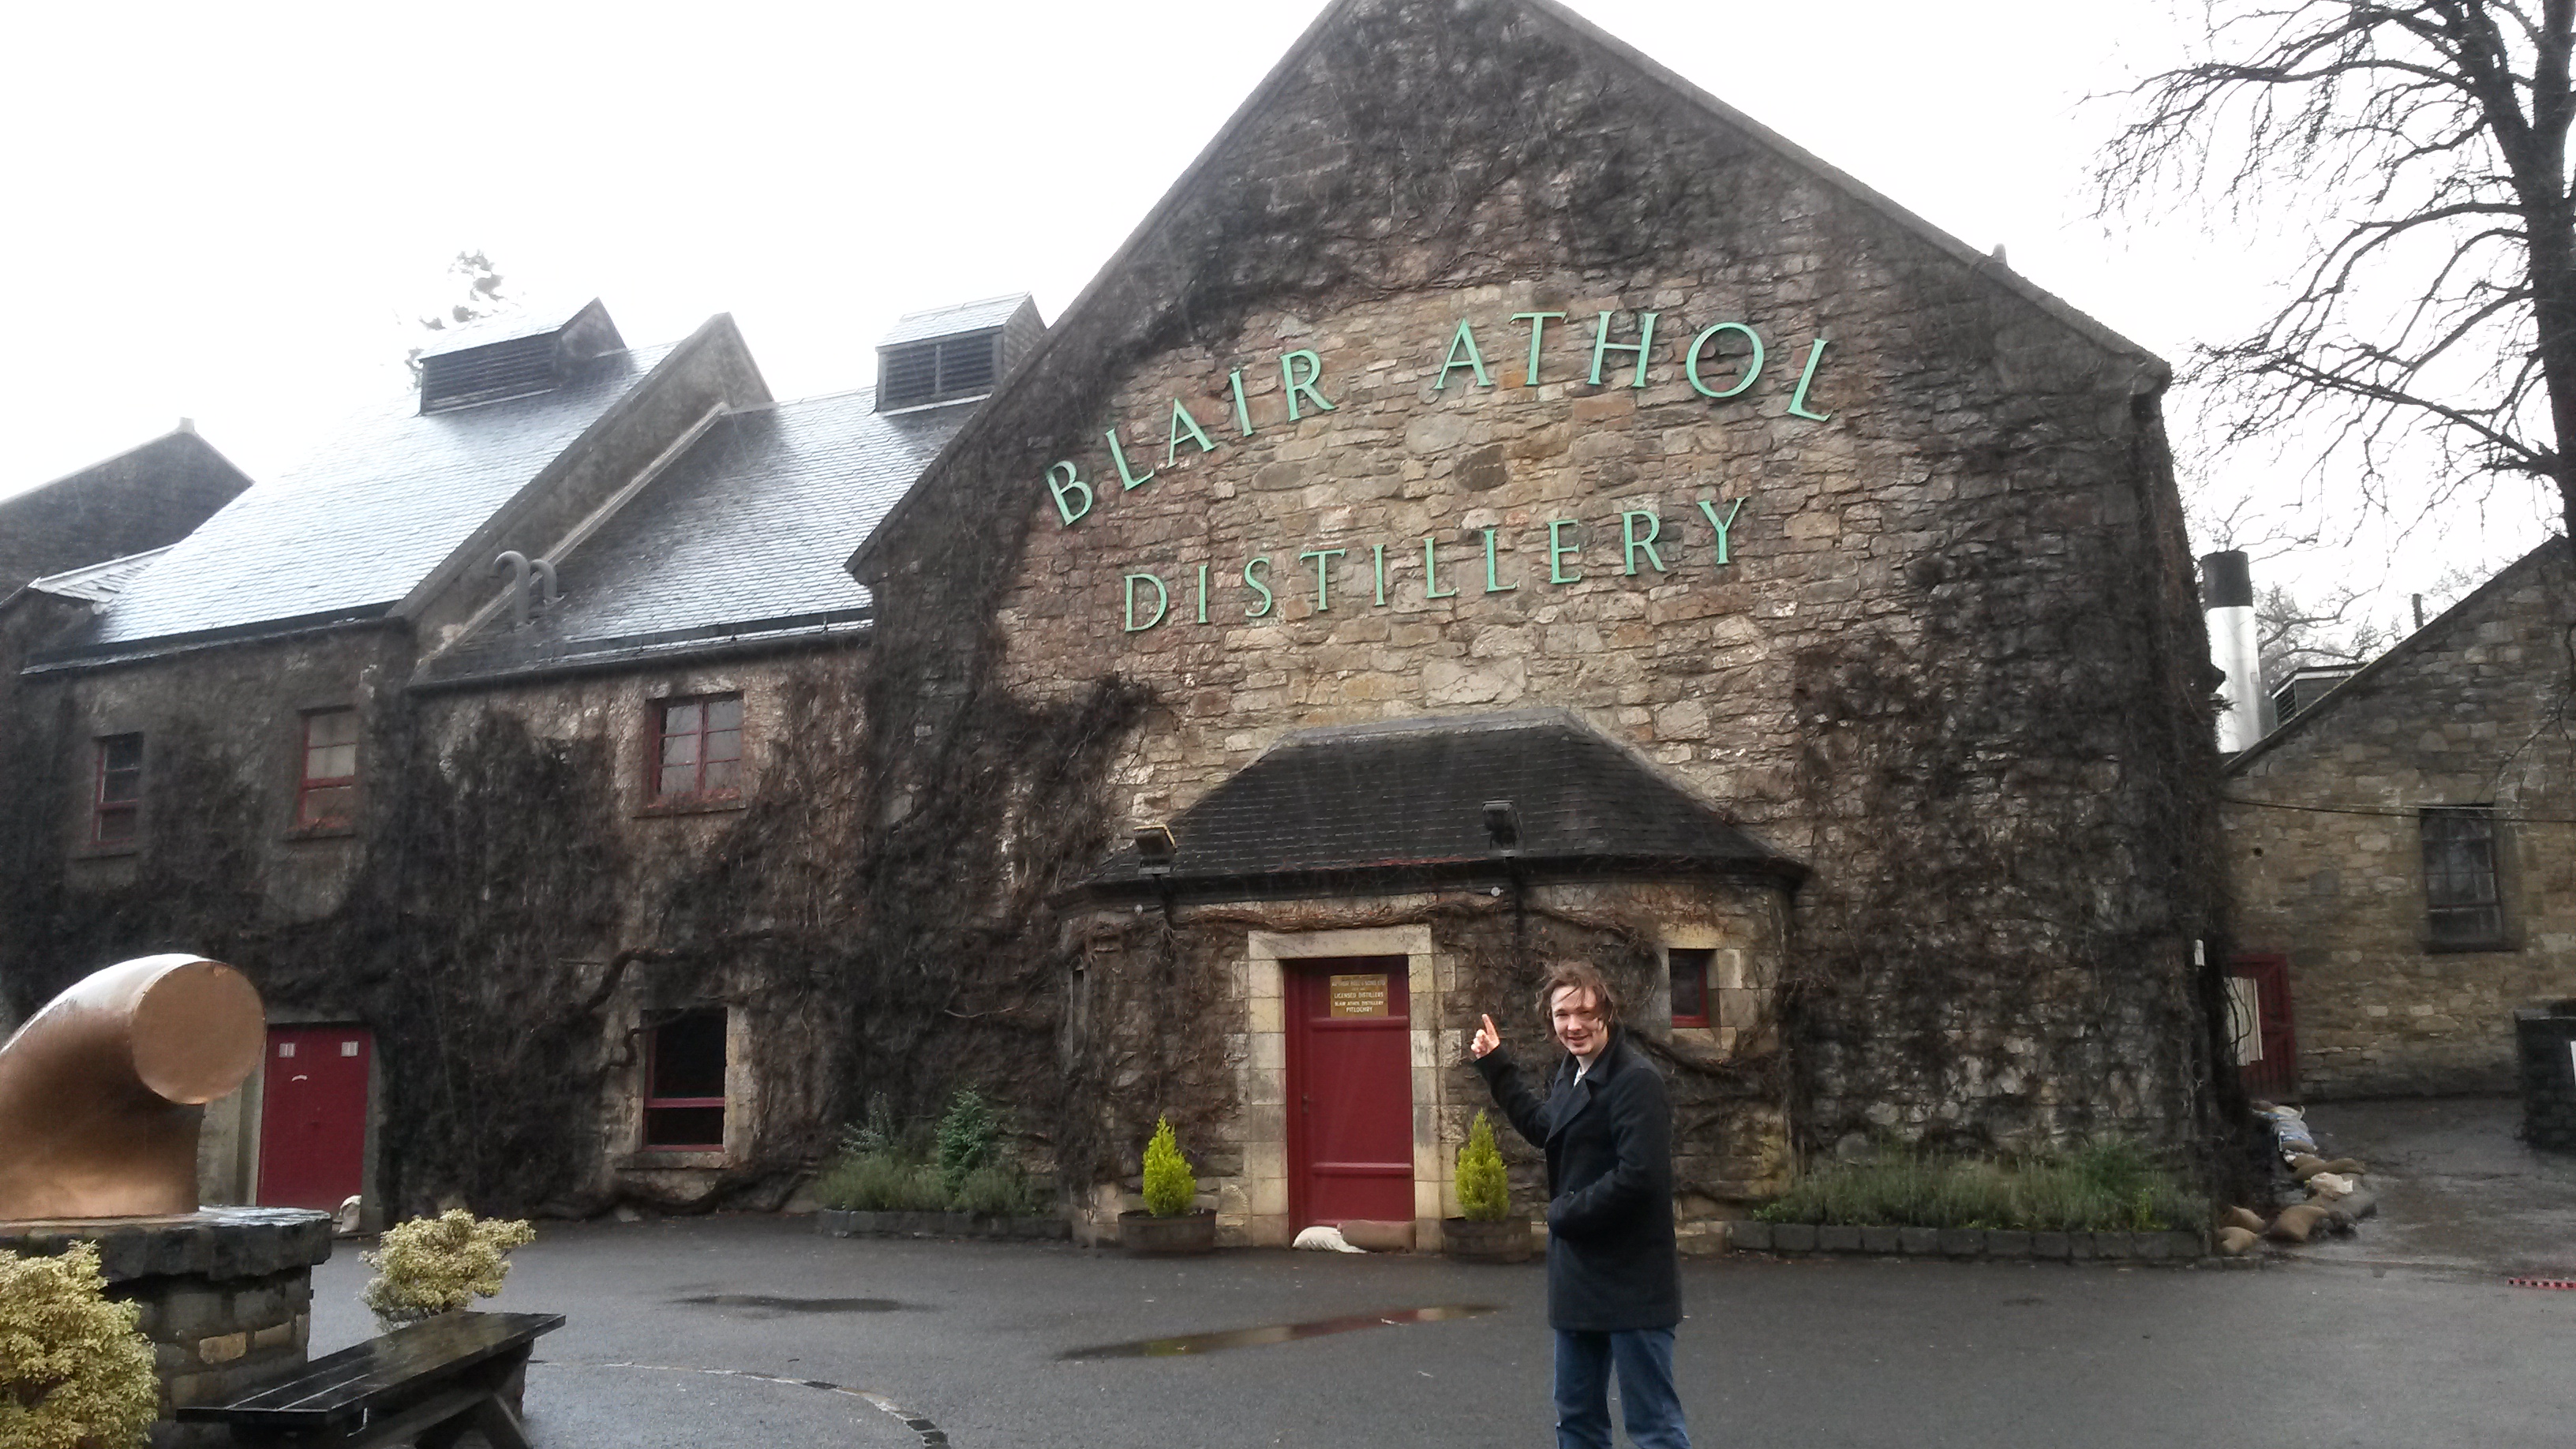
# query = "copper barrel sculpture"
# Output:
<box><xmin>0</xmin><ymin>955</ymin><xmax>265</xmax><ymax>1219</ymax></box>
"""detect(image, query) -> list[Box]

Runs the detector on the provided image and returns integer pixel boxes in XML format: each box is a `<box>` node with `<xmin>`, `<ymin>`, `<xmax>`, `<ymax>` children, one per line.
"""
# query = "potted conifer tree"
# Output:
<box><xmin>1443</xmin><ymin>1110</ymin><xmax>1531</xmax><ymax>1261</ymax></box>
<box><xmin>1119</xmin><ymin>1115</ymin><xmax>1217</xmax><ymax>1254</ymax></box>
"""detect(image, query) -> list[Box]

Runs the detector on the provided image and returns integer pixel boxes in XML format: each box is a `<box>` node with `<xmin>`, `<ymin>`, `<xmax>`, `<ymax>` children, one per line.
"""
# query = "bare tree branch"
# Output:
<box><xmin>2098</xmin><ymin>2</ymin><xmax>2576</xmax><ymax>546</ymax></box>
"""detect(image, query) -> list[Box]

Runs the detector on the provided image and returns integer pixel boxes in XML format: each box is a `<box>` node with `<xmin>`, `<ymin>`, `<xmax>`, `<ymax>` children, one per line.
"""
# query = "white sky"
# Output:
<box><xmin>1</xmin><ymin>0</ymin><xmax>2551</xmax><ymax>620</ymax></box>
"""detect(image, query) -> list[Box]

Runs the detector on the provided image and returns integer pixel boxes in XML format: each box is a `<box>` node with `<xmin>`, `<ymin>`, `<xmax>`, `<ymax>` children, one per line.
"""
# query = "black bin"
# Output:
<box><xmin>2515</xmin><ymin>1003</ymin><xmax>2576</xmax><ymax>1151</ymax></box>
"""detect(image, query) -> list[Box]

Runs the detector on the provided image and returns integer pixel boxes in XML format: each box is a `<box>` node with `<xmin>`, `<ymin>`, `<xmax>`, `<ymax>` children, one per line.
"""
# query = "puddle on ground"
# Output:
<box><xmin>1059</xmin><ymin>1304</ymin><xmax>1497</xmax><ymax>1360</ymax></box>
<box><xmin>672</xmin><ymin>1294</ymin><xmax>908</xmax><ymax>1314</ymax></box>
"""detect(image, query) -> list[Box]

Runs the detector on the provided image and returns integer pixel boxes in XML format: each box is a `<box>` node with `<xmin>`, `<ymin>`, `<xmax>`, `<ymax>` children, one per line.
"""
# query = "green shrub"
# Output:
<box><xmin>1752</xmin><ymin>1141</ymin><xmax>2203</xmax><ymax>1231</ymax></box>
<box><xmin>936</xmin><ymin>1088</ymin><xmax>1001</xmax><ymax>1195</ymax></box>
<box><xmin>953</xmin><ymin>1163</ymin><xmax>1042</xmax><ymax>1218</ymax></box>
<box><xmin>361</xmin><ymin>1210</ymin><xmax>536</xmax><ymax>1329</ymax></box>
<box><xmin>1141</xmin><ymin>1115</ymin><xmax>1196</xmax><ymax>1218</ymax></box>
<box><xmin>816</xmin><ymin>1098</ymin><xmax>1045</xmax><ymax>1215</ymax></box>
<box><xmin>814</xmin><ymin>1152</ymin><xmax>949</xmax><ymax>1212</ymax></box>
<box><xmin>0</xmin><ymin>1242</ymin><xmax>159</xmax><ymax>1449</ymax></box>
<box><xmin>1455</xmin><ymin>1111</ymin><xmax>1510</xmax><ymax>1222</ymax></box>
<box><xmin>844</xmin><ymin>1092</ymin><xmax>899</xmax><ymax>1157</ymax></box>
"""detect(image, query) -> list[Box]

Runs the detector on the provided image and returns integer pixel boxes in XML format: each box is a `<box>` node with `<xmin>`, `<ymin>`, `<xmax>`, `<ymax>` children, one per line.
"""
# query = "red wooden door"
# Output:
<box><xmin>1286</xmin><ymin>957</ymin><xmax>1413</xmax><ymax>1226</ymax></box>
<box><xmin>2230</xmin><ymin>953</ymin><xmax>2298</xmax><ymax>1099</ymax></box>
<box><xmin>258</xmin><ymin>1026</ymin><xmax>371</xmax><ymax>1210</ymax></box>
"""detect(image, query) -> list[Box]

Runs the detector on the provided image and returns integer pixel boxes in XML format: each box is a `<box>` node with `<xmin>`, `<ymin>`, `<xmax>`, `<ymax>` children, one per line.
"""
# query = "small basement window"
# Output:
<box><xmin>2421</xmin><ymin>805</ymin><xmax>2506</xmax><ymax>949</ymax></box>
<box><xmin>878</xmin><ymin>331</ymin><xmax>1000</xmax><ymax>409</ymax></box>
<box><xmin>1668</xmin><ymin>947</ymin><xmax>1713</xmax><ymax>1028</ymax></box>
<box><xmin>298</xmin><ymin>708</ymin><xmax>359</xmax><ymax>829</ymax></box>
<box><xmin>642</xmin><ymin>1009</ymin><xmax>728</xmax><ymax>1151</ymax></box>
<box><xmin>653</xmin><ymin>694</ymin><xmax>743</xmax><ymax>803</ymax></box>
<box><xmin>92</xmin><ymin>733</ymin><xmax>143</xmax><ymax>847</ymax></box>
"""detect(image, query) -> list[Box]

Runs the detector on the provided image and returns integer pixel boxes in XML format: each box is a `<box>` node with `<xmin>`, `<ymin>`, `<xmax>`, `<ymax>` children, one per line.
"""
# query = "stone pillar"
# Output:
<box><xmin>0</xmin><ymin>1206</ymin><xmax>332</xmax><ymax>1437</ymax></box>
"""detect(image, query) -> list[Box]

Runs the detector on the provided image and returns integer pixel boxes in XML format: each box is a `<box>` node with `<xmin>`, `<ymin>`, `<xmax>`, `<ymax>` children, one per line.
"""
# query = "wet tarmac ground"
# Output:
<box><xmin>306</xmin><ymin>1098</ymin><xmax>2574</xmax><ymax>1448</ymax></box>
<box><xmin>2300</xmin><ymin>1095</ymin><xmax>2576</xmax><ymax>1279</ymax></box>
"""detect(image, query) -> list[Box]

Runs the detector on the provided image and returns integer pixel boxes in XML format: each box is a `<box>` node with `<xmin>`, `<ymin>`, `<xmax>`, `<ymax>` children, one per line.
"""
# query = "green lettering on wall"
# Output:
<box><xmin>1422</xmin><ymin>536</ymin><xmax>1457</xmax><ymax>599</ymax></box>
<box><xmin>1372</xmin><ymin>542</ymin><xmax>1389</xmax><ymax>606</ymax></box>
<box><xmin>1124</xmin><ymin>572</ymin><xmax>1169</xmax><ymax>632</ymax></box>
<box><xmin>1106</xmin><ymin>427</ymin><xmax>1157</xmax><ymax>491</ymax></box>
<box><xmin>1511</xmin><ymin>312</ymin><xmax>1564</xmax><ymax>386</ymax></box>
<box><xmin>1301</xmin><ymin>547</ymin><xmax>1346</xmax><ymax>611</ymax></box>
<box><xmin>1196</xmin><ymin>563</ymin><xmax>1210</xmax><ymax>623</ymax></box>
<box><xmin>1280</xmin><ymin>350</ymin><xmax>1336</xmax><ymax>421</ymax></box>
<box><xmin>1436</xmin><ymin>320</ymin><xmax>1494</xmax><ymax>390</ymax></box>
<box><xmin>1588</xmin><ymin>310</ymin><xmax>1661</xmax><ymax>388</ymax></box>
<box><xmin>1166</xmin><ymin>399</ymin><xmax>1219</xmax><ymax>466</ymax></box>
<box><xmin>1621</xmin><ymin>510</ymin><xmax>1668</xmax><ymax>575</ymax></box>
<box><xmin>1547</xmin><ymin>518</ymin><xmax>1585</xmax><ymax>584</ymax></box>
<box><xmin>1244</xmin><ymin>556</ymin><xmax>1275</xmax><ymax>617</ymax></box>
<box><xmin>1229</xmin><ymin>369</ymin><xmax>1256</xmax><ymax>437</ymax></box>
<box><xmin>1787</xmin><ymin>338</ymin><xmax>1833</xmax><ymax>421</ymax></box>
<box><xmin>1481</xmin><ymin>528</ymin><xmax>1517</xmax><ymax>593</ymax></box>
<box><xmin>1684</xmin><ymin>323</ymin><xmax>1762</xmax><ymax>399</ymax></box>
<box><xmin>1695</xmin><ymin>497</ymin><xmax>1746</xmax><ymax>565</ymax></box>
<box><xmin>1046</xmin><ymin>461</ymin><xmax>1092</xmax><ymax>527</ymax></box>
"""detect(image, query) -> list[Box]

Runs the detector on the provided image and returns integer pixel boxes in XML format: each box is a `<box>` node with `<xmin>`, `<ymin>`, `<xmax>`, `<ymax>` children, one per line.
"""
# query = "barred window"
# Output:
<box><xmin>2421</xmin><ymin>806</ymin><xmax>2505</xmax><ymax>949</ymax></box>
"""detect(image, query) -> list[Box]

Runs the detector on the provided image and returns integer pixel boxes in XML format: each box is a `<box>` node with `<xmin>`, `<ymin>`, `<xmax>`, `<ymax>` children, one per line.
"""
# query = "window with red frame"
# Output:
<box><xmin>297</xmin><ymin>709</ymin><xmax>359</xmax><ymax>829</ymax></box>
<box><xmin>642</xmin><ymin>1009</ymin><xmax>727</xmax><ymax>1151</ymax></box>
<box><xmin>653</xmin><ymin>695</ymin><xmax>743</xmax><ymax>803</ymax></box>
<box><xmin>1668</xmin><ymin>947</ymin><xmax>1713</xmax><ymax>1028</ymax></box>
<box><xmin>92</xmin><ymin>734</ymin><xmax>142</xmax><ymax>846</ymax></box>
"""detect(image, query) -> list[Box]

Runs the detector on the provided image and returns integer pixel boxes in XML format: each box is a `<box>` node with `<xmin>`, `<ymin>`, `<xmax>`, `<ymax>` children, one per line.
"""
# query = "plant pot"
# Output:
<box><xmin>1119</xmin><ymin>1208</ymin><xmax>1217</xmax><ymax>1256</ymax></box>
<box><xmin>1442</xmin><ymin>1216</ymin><xmax>1531</xmax><ymax>1263</ymax></box>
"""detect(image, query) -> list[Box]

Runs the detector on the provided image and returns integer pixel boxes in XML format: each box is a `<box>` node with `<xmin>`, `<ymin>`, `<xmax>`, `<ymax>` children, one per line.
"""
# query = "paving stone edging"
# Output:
<box><xmin>1728</xmin><ymin>1220</ymin><xmax>2209</xmax><ymax>1263</ymax></box>
<box><xmin>815</xmin><ymin>1208</ymin><xmax>1069</xmax><ymax>1241</ymax></box>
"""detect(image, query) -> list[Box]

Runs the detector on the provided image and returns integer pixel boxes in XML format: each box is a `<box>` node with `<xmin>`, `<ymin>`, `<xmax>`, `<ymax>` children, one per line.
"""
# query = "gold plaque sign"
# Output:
<box><xmin>1328</xmin><ymin>973</ymin><xmax>1389</xmax><ymax>1018</ymax></box>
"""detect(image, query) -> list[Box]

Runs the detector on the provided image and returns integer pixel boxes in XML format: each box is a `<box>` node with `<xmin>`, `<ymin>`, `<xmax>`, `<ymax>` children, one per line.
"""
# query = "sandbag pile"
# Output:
<box><xmin>2211</xmin><ymin>1103</ymin><xmax>2376</xmax><ymax>1255</ymax></box>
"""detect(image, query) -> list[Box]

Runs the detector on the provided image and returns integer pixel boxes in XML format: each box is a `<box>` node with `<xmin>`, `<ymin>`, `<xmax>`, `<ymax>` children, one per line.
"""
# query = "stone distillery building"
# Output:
<box><xmin>2224</xmin><ymin>541</ymin><xmax>2576</xmax><ymax>1099</ymax></box>
<box><xmin>1</xmin><ymin>0</ymin><xmax>2228</xmax><ymax>1243</ymax></box>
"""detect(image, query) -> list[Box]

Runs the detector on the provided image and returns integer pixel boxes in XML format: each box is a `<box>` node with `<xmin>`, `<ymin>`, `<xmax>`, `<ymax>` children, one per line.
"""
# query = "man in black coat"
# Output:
<box><xmin>1471</xmin><ymin>962</ymin><xmax>1687</xmax><ymax>1449</ymax></box>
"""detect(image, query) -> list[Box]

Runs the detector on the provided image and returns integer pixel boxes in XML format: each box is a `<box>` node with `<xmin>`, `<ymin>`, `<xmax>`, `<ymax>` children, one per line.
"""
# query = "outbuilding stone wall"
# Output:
<box><xmin>2226</xmin><ymin>545</ymin><xmax>2576</xmax><ymax>1097</ymax></box>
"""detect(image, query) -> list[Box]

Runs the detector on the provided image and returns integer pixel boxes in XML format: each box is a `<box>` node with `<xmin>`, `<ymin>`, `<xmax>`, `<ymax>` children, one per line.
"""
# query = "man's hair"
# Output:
<box><xmin>1537</xmin><ymin>962</ymin><xmax>1618</xmax><ymax>1024</ymax></box>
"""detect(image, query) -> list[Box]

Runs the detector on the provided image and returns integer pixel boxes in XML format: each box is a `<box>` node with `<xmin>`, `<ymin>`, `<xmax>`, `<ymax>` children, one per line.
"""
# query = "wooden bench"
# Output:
<box><xmin>175</xmin><ymin>1310</ymin><xmax>564</xmax><ymax>1448</ymax></box>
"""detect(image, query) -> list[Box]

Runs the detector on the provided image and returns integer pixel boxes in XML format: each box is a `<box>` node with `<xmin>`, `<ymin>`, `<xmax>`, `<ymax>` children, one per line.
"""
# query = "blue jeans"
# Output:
<box><xmin>1554</xmin><ymin>1327</ymin><xmax>1688</xmax><ymax>1449</ymax></box>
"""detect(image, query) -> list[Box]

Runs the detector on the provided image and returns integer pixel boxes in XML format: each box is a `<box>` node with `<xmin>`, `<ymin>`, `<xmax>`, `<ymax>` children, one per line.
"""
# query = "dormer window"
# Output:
<box><xmin>878</xmin><ymin>332</ymin><xmax>1001</xmax><ymax>410</ymax></box>
<box><xmin>419</xmin><ymin>335</ymin><xmax>560</xmax><ymax>412</ymax></box>
<box><xmin>874</xmin><ymin>294</ymin><xmax>1044</xmax><ymax>413</ymax></box>
<box><xmin>416</xmin><ymin>299</ymin><xmax>626</xmax><ymax>414</ymax></box>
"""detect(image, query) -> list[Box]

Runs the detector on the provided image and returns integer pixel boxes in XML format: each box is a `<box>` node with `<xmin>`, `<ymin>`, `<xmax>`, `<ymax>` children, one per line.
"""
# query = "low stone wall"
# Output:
<box><xmin>1727</xmin><ymin>1219</ymin><xmax>2209</xmax><ymax>1264</ymax></box>
<box><xmin>0</xmin><ymin>1207</ymin><xmax>333</xmax><ymax>1432</ymax></box>
<box><xmin>814</xmin><ymin>1208</ymin><xmax>1069</xmax><ymax>1241</ymax></box>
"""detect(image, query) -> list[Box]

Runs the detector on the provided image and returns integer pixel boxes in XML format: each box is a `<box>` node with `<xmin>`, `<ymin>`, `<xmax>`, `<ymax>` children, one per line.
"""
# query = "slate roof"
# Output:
<box><xmin>0</xmin><ymin>429</ymin><xmax>251</xmax><ymax>593</ymax></box>
<box><xmin>2222</xmin><ymin>539</ymin><xmax>2567</xmax><ymax>776</ymax></box>
<box><xmin>54</xmin><ymin>343</ymin><xmax>676</xmax><ymax>657</ymax></box>
<box><xmin>24</xmin><ymin>548</ymin><xmax>174</xmax><ymax>605</ymax></box>
<box><xmin>1086</xmin><ymin>709</ymin><xmax>1804</xmax><ymax>896</ymax></box>
<box><xmin>879</xmin><ymin>295</ymin><xmax>1032</xmax><ymax>347</ymax></box>
<box><xmin>417</xmin><ymin>388</ymin><xmax>976</xmax><ymax>682</ymax></box>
